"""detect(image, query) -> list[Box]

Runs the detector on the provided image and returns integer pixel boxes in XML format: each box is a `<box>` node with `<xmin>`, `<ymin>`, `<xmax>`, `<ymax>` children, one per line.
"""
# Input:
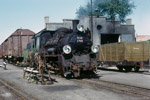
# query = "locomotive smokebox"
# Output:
<box><xmin>72</xmin><ymin>20</ymin><xmax>79</xmax><ymax>32</ymax></box>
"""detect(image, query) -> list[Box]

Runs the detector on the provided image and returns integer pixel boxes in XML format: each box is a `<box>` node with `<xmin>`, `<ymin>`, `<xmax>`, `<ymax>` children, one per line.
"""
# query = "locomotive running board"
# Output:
<box><xmin>42</xmin><ymin>55</ymin><xmax>62</xmax><ymax>57</ymax></box>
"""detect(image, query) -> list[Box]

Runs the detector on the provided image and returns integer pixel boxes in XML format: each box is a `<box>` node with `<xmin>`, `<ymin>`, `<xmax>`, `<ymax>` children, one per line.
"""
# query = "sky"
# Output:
<box><xmin>128</xmin><ymin>0</ymin><xmax>150</xmax><ymax>36</ymax></box>
<box><xmin>0</xmin><ymin>0</ymin><xmax>150</xmax><ymax>44</ymax></box>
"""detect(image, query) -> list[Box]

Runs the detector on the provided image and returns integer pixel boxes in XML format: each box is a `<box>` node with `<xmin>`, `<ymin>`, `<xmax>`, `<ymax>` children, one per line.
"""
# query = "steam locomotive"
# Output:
<box><xmin>25</xmin><ymin>20</ymin><xmax>99</xmax><ymax>78</ymax></box>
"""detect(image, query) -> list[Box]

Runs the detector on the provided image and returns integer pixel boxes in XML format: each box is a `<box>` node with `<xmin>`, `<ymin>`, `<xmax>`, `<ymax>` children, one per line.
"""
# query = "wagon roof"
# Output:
<box><xmin>11</xmin><ymin>29</ymin><xmax>35</xmax><ymax>36</ymax></box>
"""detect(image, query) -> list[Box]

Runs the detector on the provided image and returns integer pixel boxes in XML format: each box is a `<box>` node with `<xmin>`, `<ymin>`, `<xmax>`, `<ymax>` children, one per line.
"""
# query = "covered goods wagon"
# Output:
<box><xmin>1</xmin><ymin>40</ymin><xmax>8</xmax><ymax>60</ymax></box>
<box><xmin>0</xmin><ymin>45</ymin><xmax>2</xmax><ymax>58</ymax></box>
<box><xmin>99</xmin><ymin>41</ymin><xmax>150</xmax><ymax>71</ymax></box>
<box><xmin>2</xmin><ymin>29</ymin><xmax>35</xmax><ymax>63</ymax></box>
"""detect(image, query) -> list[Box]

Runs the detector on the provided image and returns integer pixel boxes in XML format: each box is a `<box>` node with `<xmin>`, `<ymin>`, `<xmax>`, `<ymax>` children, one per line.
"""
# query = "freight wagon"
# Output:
<box><xmin>1</xmin><ymin>39</ymin><xmax>9</xmax><ymax>61</ymax></box>
<box><xmin>0</xmin><ymin>45</ymin><xmax>3</xmax><ymax>58</ymax></box>
<box><xmin>1</xmin><ymin>29</ymin><xmax>35</xmax><ymax>64</ymax></box>
<box><xmin>99</xmin><ymin>41</ymin><xmax>150</xmax><ymax>71</ymax></box>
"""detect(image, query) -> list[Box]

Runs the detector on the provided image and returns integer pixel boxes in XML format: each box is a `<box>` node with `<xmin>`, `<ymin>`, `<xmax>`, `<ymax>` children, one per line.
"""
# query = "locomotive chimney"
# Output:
<box><xmin>44</xmin><ymin>16</ymin><xmax>49</xmax><ymax>28</ymax></box>
<box><xmin>72</xmin><ymin>20</ymin><xmax>79</xmax><ymax>32</ymax></box>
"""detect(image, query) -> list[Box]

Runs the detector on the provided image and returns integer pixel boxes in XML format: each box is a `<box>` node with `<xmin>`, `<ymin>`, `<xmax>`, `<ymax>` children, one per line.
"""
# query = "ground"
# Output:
<box><xmin>0</xmin><ymin>60</ymin><xmax>150</xmax><ymax>100</ymax></box>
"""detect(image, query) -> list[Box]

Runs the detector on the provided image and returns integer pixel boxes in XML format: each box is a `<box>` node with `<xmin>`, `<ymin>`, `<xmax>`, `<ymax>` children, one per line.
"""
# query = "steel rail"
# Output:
<box><xmin>77</xmin><ymin>79</ymin><xmax>150</xmax><ymax>98</ymax></box>
<box><xmin>96</xmin><ymin>79</ymin><xmax>150</xmax><ymax>91</ymax></box>
<box><xmin>50</xmin><ymin>74</ymin><xmax>150</xmax><ymax>98</ymax></box>
<box><xmin>0</xmin><ymin>79</ymin><xmax>32</xmax><ymax>100</ymax></box>
<box><xmin>50</xmin><ymin>74</ymin><xmax>150</xmax><ymax>97</ymax></box>
<box><xmin>97</xmin><ymin>67</ymin><xmax>150</xmax><ymax>75</ymax></box>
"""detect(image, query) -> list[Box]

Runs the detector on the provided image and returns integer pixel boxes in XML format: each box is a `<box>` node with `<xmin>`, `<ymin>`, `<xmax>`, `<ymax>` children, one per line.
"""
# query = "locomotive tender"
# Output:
<box><xmin>25</xmin><ymin>20</ymin><xmax>99</xmax><ymax>77</ymax></box>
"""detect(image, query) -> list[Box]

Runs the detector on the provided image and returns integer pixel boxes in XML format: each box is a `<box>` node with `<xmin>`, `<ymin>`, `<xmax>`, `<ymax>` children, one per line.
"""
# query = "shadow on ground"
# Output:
<box><xmin>98</xmin><ymin>67</ymin><xmax>148</xmax><ymax>73</ymax></box>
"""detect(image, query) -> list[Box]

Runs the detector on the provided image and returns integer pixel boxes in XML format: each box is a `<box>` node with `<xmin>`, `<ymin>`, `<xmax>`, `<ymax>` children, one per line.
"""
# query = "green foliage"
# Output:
<box><xmin>76</xmin><ymin>3</ymin><xmax>91</xmax><ymax>18</ymax></box>
<box><xmin>76</xmin><ymin>0</ymin><xmax>135</xmax><ymax>23</ymax></box>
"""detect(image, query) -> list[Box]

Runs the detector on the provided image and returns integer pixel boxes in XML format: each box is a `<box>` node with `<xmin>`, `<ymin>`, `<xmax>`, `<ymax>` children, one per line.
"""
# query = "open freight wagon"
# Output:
<box><xmin>99</xmin><ymin>41</ymin><xmax>150</xmax><ymax>71</ymax></box>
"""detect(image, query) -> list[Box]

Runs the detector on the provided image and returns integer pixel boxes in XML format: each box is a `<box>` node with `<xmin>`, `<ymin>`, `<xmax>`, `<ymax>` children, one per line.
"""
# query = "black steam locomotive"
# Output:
<box><xmin>26</xmin><ymin>20</ymin><xmax>99</xmax><ymax>78</ymax></box>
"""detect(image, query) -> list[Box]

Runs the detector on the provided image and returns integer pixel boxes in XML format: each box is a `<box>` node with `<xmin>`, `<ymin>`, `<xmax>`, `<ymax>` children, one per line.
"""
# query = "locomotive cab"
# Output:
<box><xmin>32</xmin><ymin>30</ymin><xmax>55</xmax><ymax>53</ymax></box>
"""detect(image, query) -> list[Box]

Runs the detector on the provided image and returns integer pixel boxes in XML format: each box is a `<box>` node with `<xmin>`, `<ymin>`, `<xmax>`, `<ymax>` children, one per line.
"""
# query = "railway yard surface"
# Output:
<box><xmin>0</xmin><ymin>59</ymin><xmax>150</xmax><ymax>100</ymax></box>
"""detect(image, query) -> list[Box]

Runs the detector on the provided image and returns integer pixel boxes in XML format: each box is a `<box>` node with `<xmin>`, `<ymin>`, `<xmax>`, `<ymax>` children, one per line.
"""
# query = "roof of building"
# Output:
<box><xmin>136</xmin><ymin>35</ymin><xmax>150</xmax><ymax>42</ymax></box>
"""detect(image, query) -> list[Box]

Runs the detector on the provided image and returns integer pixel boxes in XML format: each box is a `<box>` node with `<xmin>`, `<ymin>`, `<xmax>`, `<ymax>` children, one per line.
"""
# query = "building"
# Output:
<box><xmin>45</xmin><ymin>16</ymin><xmax>135</xmax><ymax>45</ymax></box>
<box><xmin>136</xmin><ymin>35</ymin><xmax>150</xmax><ymax>42</ymax></box>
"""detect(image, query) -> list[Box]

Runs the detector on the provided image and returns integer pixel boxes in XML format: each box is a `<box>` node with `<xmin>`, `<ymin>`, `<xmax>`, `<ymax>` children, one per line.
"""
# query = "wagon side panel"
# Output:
<box><xmin>13</xmin><ymin>36</ymin><xmax>19</xmax><ymax>57</ymax></box>
<box><xmin>124</xmin><ymin>42</ymin><xmax>149</xmax><ymax>62</ymax></box>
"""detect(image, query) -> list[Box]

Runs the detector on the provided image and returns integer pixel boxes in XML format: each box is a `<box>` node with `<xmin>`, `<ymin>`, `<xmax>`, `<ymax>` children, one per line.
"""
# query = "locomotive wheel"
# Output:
<box><xmin>134</xmin><ymin>66</ymin><xmax>140</xmax><ymax>72</ymax></box>
<box><xmin>116</xmin><ymin>65</ymin><xmax>123</xmax><ymax>71</ymax></box>
<box><xmin>63</xmin><ymin>72</ymin><xmax>74</xmax><ymax>79</ymax></box>
<box><xmin>124</xmin><ymin>67</ymin><xmax>132</xmax><ymax>72</ymax></box>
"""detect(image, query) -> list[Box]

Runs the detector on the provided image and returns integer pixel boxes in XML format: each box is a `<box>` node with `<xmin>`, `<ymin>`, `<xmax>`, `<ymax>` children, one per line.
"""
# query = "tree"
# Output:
<box><xmin>76</xmin><ymin>0</ymin><xmax>135</xmax><ymax>23</ymax></box>
<box><xmin>76</xmin><ymin>2</ymin><xmax>91</xmax><ymax>18</ymax></box>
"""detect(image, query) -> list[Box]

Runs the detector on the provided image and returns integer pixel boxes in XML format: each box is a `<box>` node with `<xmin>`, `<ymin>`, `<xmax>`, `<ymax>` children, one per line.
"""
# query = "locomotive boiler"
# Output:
<box><xmin>28</xmin><ymin>20</ymin><xmax>99</xmax><ymax>78</ymax></box>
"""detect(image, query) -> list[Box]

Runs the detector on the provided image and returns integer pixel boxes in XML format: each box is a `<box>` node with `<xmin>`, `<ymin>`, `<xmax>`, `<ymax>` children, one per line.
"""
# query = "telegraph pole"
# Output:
<box><xmin>90</xmin><ymin>0</ymin><xmax>93</xmax><ymax>42</ymax></box>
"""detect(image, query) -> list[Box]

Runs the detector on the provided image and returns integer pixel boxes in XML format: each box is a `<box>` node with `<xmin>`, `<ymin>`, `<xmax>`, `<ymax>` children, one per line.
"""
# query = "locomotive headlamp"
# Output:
<box><xmin>91</xmin><ymin>45</ymin><xmax>99</xmax><ymax>53</ymax></box>
<box><xmin>63</xmin><ymin>45</ymin><xmax>72</xmax><ymax>54</ymax></box>
<box><xmin>77</xmin><ymin>24</ymin><xmax>84</xmax><ymax>32</ymax></box>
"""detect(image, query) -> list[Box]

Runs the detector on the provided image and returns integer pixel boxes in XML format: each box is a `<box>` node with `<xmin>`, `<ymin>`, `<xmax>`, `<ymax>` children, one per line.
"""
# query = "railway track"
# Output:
<box><xmin>0</xmin><ymin>79</ymin><xmax>34</xmax><ymax>100</ymax></box>
<box><xmin>50</xmin><ymin>73</ymin><xmax>150</xmax><ymax>99</ymax></box>
<box><xmin>98</xmin><ymin>67</ymin><xmax>150</xmax><ymax>75</ymax></box>
<box><xmin>74</xmin><ymin>78</ymin><xmax>150</xmax><ymax>99</ymax></box>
